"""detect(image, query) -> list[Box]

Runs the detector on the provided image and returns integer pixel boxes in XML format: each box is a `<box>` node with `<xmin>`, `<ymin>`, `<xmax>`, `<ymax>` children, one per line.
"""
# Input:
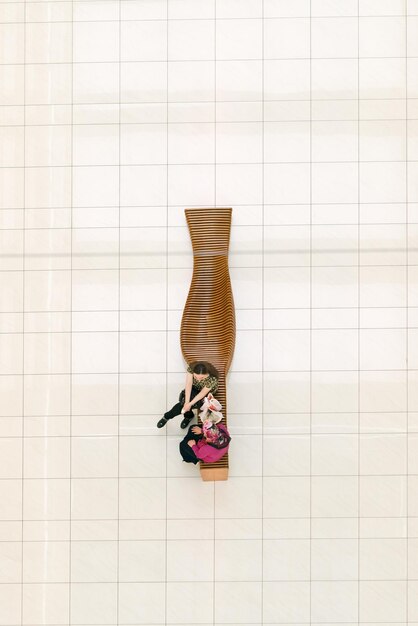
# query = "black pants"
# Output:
<box><xmin>179</xmin><ymin>425</ymin><xmax>204</xmax><ymax>464</ymax></box>
<box><xmin>164</xmin><ymin>386</ymin><xmax>203</xmax><ymax>422</ymax></box>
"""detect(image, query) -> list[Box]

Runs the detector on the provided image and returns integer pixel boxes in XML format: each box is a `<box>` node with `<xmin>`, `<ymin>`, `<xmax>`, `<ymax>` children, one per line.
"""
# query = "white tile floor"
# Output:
<box><xmin>0</xmin><ymin>0</ymin><xmax>418</xmax><ymax>624</ymax></box>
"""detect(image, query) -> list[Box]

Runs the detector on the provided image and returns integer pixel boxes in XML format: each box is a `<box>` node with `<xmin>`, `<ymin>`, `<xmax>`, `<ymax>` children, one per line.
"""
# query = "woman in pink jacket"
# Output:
<box><xmin>179</xmin><ymin>419</ymin><xmax>231</xmax><ymax>465</ymax></box>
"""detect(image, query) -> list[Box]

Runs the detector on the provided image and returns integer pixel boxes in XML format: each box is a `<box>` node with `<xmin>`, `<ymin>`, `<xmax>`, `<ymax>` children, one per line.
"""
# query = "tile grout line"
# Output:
<box><xmin>69</xmin><ymin>0</ymin><xmax>74</xmax><ymax>620</ymax></box>
<box><xmin>406</xmin><ymin>0</ymin><xmax>409</xmax><ymax>621</ymax></box>
<box><xmin>357</xmin><ymin>2</ymin><xmax>361</xmax><ymax>622</ymax></box>
<box><xmin>261</xmin><ymin>0</ymin><xmax>265</xmax><ymax>622</ymax></box>
<box><xmin>117</xmin><ymin>0</ymin><xmax>121</xmax><ymax>623</ymax></box>
<box><xmin>165</xmin><ymin>2</ymin><xmax>169</xmax><ymax>624</ymax></box>
<box><xmin>309</xmin><ymin>2</ymin><xmax>312</xmax><ymax>623</ymax></box>
<box><xmin>20</xmin><ymin>0</ymin><xmax>26</xmax><ymax>620</ymax></box>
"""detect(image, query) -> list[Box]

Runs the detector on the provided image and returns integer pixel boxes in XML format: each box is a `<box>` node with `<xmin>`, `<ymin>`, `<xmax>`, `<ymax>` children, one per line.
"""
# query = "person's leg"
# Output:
<box><xmin>179</xmin><ymin>428</ymin><xmax>201</xmax><ymax>464</ymax></box>
<box><xmin>157</xmin><ymin>396</ymin><xmax>184</xmax><ymax>428</ymax></box>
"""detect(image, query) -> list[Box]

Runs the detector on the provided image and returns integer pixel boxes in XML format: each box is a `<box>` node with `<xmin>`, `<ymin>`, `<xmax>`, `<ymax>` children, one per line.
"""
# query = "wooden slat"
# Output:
<box><xmin>180</xmin><ymin>208</ymin><xmax>236</xmax><ymax>482</ymax></box>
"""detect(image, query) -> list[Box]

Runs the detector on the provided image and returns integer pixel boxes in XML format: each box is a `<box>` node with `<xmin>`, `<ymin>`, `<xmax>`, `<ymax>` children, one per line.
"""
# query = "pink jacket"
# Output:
<box><xmin>191</xmin><ymin>424</ymin><xmax>230</xmax><ymax>463</ymax></box>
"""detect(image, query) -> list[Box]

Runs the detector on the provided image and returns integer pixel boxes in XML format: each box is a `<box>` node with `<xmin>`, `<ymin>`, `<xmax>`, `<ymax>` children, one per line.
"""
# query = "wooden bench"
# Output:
<box><xmin>180</xmin><ymin>208</ymin><xmax>236</xmax><ymax>481</ymax></box>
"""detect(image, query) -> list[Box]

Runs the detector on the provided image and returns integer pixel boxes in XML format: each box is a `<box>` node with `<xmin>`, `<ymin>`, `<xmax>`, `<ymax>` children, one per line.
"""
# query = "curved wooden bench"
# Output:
<box><xmin>180</xmin><ymin>208</ymin><xmax>236</xmax><ymax>481</ymax></box>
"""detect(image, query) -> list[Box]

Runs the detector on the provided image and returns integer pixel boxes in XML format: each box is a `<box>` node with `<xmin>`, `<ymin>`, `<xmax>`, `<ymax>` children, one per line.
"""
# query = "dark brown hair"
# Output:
<box><xmin>189</xmin><ymin>361</ymin><xmax>219</xmax><ymax>379</ymax></box>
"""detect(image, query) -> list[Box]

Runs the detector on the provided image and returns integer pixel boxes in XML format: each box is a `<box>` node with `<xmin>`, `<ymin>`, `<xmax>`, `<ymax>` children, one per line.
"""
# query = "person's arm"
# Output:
<box><xmin>191</xmin><ymin>442</ymin><xmax>212</xmax><ymax>461</ymax></box>
<box><xmin>189</xmin><ymin>386</ymin><xmax>211</xmax><ymax>407</ymax></box>
<box><xmin>184</xmin><ymin>372</ymin><xmax>193</xmax><ymax>404</ymax></box>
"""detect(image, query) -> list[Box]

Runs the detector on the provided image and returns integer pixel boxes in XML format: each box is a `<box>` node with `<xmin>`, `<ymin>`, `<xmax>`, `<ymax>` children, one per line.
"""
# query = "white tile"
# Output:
<box><xmin>360</xmin><ymin>328</ymin><xmax>406</xmax><ymax>370</ymax></box>
<box><xmin>167</xmin><ymin>477</ymin><xmax>214</xmax><ymax>519</ymax></box>
<box><xmin>312</xmin><ymin>434</ymin><xmax>358</xmax><ymax>475</ymax></box>
<box><xmin>121</xmin><ymin>0</ymin><xmax>166</xmax><ymax>19</ymax></box>
<box><xmin>74</xmin><ymin>22</ymin><xmax>119</xmax><ymax>63</ymax></box>
<box><xmin>119</xmin><ymin>541</ymin><xmax>166</xmax><ymax>582</ymax></box>
<box><xmin>360</xmin><ymin>581</ymin><xmax>406</xmax><ymax>622</ymax></box>
<box><xmin>312</xmin><ymin>59</ymin><xmax>358</xmax><ymax>100</ymax></box>
<box><xmin>312</xmin><ymin>411</ymin><xmax>358</xmax><ymax>433</ymax></box>
<box><xmin>25</xmin><ymin>126</ymin><xmax>71</xmax><ymax>166</ymax></box>
<box><xmin>361</xmin><ymin>370</ymin><xmax>407</xmax><ymax>412</ymax></box>
<box><xmin>263</xmin><ymin>477</ymin><xmax>310</xmax><ymax>517</ymax></box>
<box><xmin>168</xmin><ymin>165</ymin><xmax>214</xmax><ymax>205</ymax></box>
<box><xmin>215</xmin><ymin>539</ymin><xmax>261</xmax><ymax>581</ymax></box>
<box><xmin>312</xmin><ymin>163</ymin><xmax>358</xmax><ymax>204</ymax></box>
<box><xmin>71</xmin><ymin>478</ymin><xmax>118</xmax><ymax>520</ymax></box>
<box><xmin>71</xmin><ymin>583</ymin><xmax>117</xmax><ymax>624</ymax></box>
<box><xmin>360</xmin><ymin>265</ymin><xmax>406</xmax><ymax>307</ymax></box>
<box><xmin>216</xmin><ymin>19</ymin><xmax>262</xmax><ymax>60</ymax></box>
<box><xmin>72</xmin><ymin>332</ymin><xmax>118</xmax><ymax>374</ymax></box>
<box><xmin>312</xmin><ymin>539</ymin><xmax>358</xmax><ymax>580</ymax></box>
<box><xmin>264</xmin><ymin>371</ymin><xmax>310</xmax><ymax>413</ymax></box>
<box><xmin>119</xmin><ymin>582</ymin><xmax>165</xmax><ymax>624</ymax></box>
<box><xmin>263</xmin><ymin>435</ymin><xmax>310</xmax><ymax>476</ymax></box>
<box><xmin>121</xmin><ymin>61</ymin><xmax>166</xmax><ymax>103</ymax></box>
<box><xmin>73</xmin><ymin>0</ymin><xmax>119</xmax><ymax>21</ymax></box>
<box><xmin>360</xmin><ymin>162</ymin><xmax>406</xmax><ymax>203</ymax></box>
<box><xmin>0</xmin><ymin>333</ymin><xmax>22</xmax><ymax>375</ymax></box>
<box><xmin>24</xmin><ymin>374</ymin><xmax>70</xmax><ymax>417</ymax></box>
<box><xmin>123</xmin><ymin>123</ymin><xmax>165</xmax><ymax>166</ymax></box>
<box><xmin>264</xmin><ymin>121</ymin><xmax>310</xmax><ymax>162</ymax></box>
<box><xmin>168</xmin><ymin>0</ymin><xmax>215</xmax><ymax>18</ymax></box>
<box><xmin>312</xmin><ymin>329</ymin><xmax>358</xmax><ymax>370</ymax></box>
<box><xmin>24</xmin><ymin>333</ymin><xmax>70</xmax><ymax>375</ymax></box>
<box><xmin>167</xmin><ymin>540</ymin><xmax>213</xmax><ymax>581</ymax></box>
<box><xmin>71</xmin><ymin>541</ymin><xmax>117</xmax><ymax>582</ymax></box>
<box><xmin>216</xmin><ymin>122</ymin><xmax>262</xmax><ymax>163</ymax></box>
<box><xmin>312</xmin><ymin>0</ymin><xmax>358</xmax><ymax>15</ymax></box>
<box><xmin>360</xmin><ymin>16</ymin><xmax>405</xmax><ymax>57</ymax></box>
<box><xmin>265</xmin><ymin>164</ymin><xmax>310</xmax><ymax>204</ymax></box>
<box><xmin>265</xmin><ymin>60</ymin><xmax>310</xmax><ymax>100</ymax></box>
<box><xmin>1</xmin><ymin>173</ymin><xmax>23</xmax><ymax>219</ymax></box>
<box><xmin>265</xmin><ymin>0</ymin><xmax>310</xmax><ymax>17</ymax></box>
<box><xmin>24</xmin><ymin>437</ymin><xmax>70</xmax><ymax>479</ymax></box>
<box><xmin>121</xmin><ymin>20</ymin><xmax>167</xmax><ymax>62</ymax></box>
<box><xmin>216</xmin><ymin>60</ymin><xmax>262</xmax><ymax>101</ymax></box>
<box><xmin>23</xmin><ymin>584</ymin><xmax>69</xmax><ymax>625</ymax></box>
<box><xmin>360</xmin><ymin>476</ymin><xmax>407</xmax><ymax>517</ymax></box>
<box><xmin>0</xmin><ymin>126</ymin><xmax>24</xmax><ymax>167</ymax></box>
<box><xmin>231</xmin><ymin>330</ymin><xmax>262</xmax><ymax>371</ymax></box>
<box><xmin>216</xmin><ymin>164</ymin><xmax>261</xmax><ymax>205</ymax></box>
<box><xmin>264</xmin><ymin>330</ymin><xmax>310</xmax><ymax>371</ymax></box>
<box><xmin>264</xmin><ymin>269</ymin><xmax>310</xmax><ymax>310</ymax></box>
<box><xmin>169</xmin><ymin>123</ymin><xmax>215</xmax><ymax>164</ymax></box>
<box><xmin>312</xmin><ymin>267</ymin><xmax>358</xmax><ymax>308</ymax></box>
<box><xmin>360</xmin><ymin>120</ymin><xmax>406</xmax><ymax>161</ymax></box>
<box><xmin>263</xmin><ymin>581</ymin><xmax>310</xmax><ymax>622</ymax></box>
<box><xmin>360</xmin><ymin>0</ymin><xmax>405</xmax><ymax>13</ymax></box>
<box><xmin>74</xmin><ymin>62</ymin><xmax>119</xmax><ymax>104</ymax></box>
<box><xmin>263</xmin><ymin>539</ymin><xmax>309</xmax><ymax>580</ymax></box>
<box><xmin>72</xmin><ymin>436</ymin><xmax>118</xmax><ymax>478</ymax></box>
<box><xmin>119</xmin><ymin>478</ymin><xmax>166</xmax><ymax>519</ymax></box>
<box><xmin>264</xmin><ymin>18</ymin><xmax>310</xmax><ymax>58</ymax></box>
<box><xmin>0</xmin><ymin>543</ymin><xmax>21</xmax><ymax>583</ymax></box>
<box><xmin>360</xmin><ymin>224</ymin><xmax>406</xmax><ymax>265</ymax></box>
<box><xmin>120</xmin><ymin>373</ymin><xmax>166</xmax><ymax>416</ymax></box>
<box><xmin>360</xmin><ymin>58</ymin><xmax>405</xmax><ymax>99</ymax></box>
<box><xmin>169</xmin><ymin>60</ymin><xmax>214</xmax><ymax>102</ymax></box>
<box><xmin>312</xmin><ymin>476</ymin><xmax>358</xmax><ymax>517</ymax></box>
<box><xmin>0</xmin><ymin>65</ymin><xmax>24</xmax><ymax>106</ymax></box>
<box><xmin>168</xmin><ymin>19</ymin><xmax>214</xmax><ymax>61</ymax></box>
<box><xmin>23</xmin><ymin>542</ymin><xmax>69</xmax><ymax>583</ymax></box>
<box><xmin>23</xmin><ymin>479</ymin><xmax>70</xmax><ymax>521</ymax></box>
<box><xmin>26</xmin><ymin>22</ymin><xmax>72</xmax><ymax>63</ymax></box>
<box><xmin>312</xmin><ymin>17</ymin><xmax>358</xmax><ymax>57</ymax></box>
<box><xmin>72</xmin><ymin>373</ymin><xmax>118</xmax><ymax>416</ymax></box>
<box><xmin>73</xmin><ymin>124</ymin><xmax>119</xmax><ymax>166</ymax></box>
<box><xmin>312</xmin><ymin>121</ymin><xmax>358</xmax><ymax>162</ymax></box>
<box><xmin>120</xmin><ymin>436</ymin><xmax>166</xmax><ymax>477</ymax></box>
<box><xmin>0</xmin><ymin>377</ymin><xmax>22</xmax><ymax>417</ymax></box>
<box><xmin>215</xmin><ymin>582</ymin><xmax>261</xmax><ymax>623</ymax></box>
<box><xmin>360</xmin><ymin>538</ymin><xmax>406</xmax><ymax>580</ymax></box>
<box><xmin>0</xmin><ymin>438</ymin><xmax>21</xmax><ymax>479</ymax></box>
<box><xmin>216</xmin><ymin>0</ymin><xmax>262</xmax><ymax>18</ymax></box>
<box><xmin>312</xmin><ymin>581</ymin><xmax>358</xmax><ymax>622</ymax></box>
